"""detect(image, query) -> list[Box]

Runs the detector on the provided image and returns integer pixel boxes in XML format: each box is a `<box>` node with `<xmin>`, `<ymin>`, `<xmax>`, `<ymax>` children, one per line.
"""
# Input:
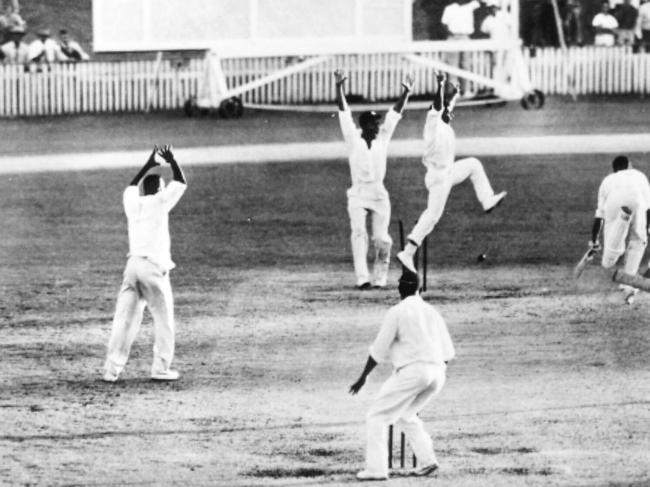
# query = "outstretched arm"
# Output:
<box><xmin>129</xmin><ymin>147</ymin><xmax>160</xmax><ymax>186</ymax></box>
<box><xmin>349</xmin><ymin>355</ymin><xmax>377</xmax><ymax>395</ymax></box>
<box><xmin>334</xmin><ymin>69</ymin><xmax>348</xmax><ymax>111</ymax></box>
<box><xmin>392</xmin><ymin>74</ymin><xmax>414</xmax><ymax>114</ymax></box>
<box><xmin>157</xmin><ymin>145</ymin><xmax>186</xmax><ymax>184</ymax></box>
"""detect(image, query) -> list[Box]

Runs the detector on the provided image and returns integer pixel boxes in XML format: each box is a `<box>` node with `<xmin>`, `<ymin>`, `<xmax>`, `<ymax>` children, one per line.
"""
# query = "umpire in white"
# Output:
<box><xmin>349</xmin><ymin>270</ymin><xmax>455</xmax><ymax>481</ymax></box>
<box><xmin>103</xmin><ymin>145</ymin><xmax>187</xmax><ymax>382</ymax></box>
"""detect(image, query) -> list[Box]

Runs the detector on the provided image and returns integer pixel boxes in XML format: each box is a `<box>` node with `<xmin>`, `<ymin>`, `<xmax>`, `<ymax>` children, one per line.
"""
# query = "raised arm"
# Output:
<box><xmin>334</xmin><ymin>69</ymin><xmax>348</xmax><ymax>112</ymax></box>
<box><xmin>433</xmin><ymin>72</ymin><xmax>446</xmax><ymax>111</ymax></box>
<box><xmin>129</xmin><ymin>147</ymin><xmax>160</xmax><ymax>186</ymax></box>
<box><xmin>392</xmin><ymin>74</ymin><xmax>414</xmax><ymax>114</ymax></box>
<box><xmin>157</xmin><ymin>145</ymin><xmax>186</xmax><ymax>184</ymax></box>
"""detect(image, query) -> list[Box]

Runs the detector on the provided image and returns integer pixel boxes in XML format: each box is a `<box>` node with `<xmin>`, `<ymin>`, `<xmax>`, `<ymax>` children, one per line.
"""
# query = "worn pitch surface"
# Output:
<box><xmin>1</xmin><ymin>99</ymin><xmax>650</xmax><ymax>486</ymax></box>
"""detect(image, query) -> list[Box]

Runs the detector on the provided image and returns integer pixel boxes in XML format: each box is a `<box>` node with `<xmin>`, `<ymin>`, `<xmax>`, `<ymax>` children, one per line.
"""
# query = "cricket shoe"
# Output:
<box><xmin>397</xmin><ymin>250</ymin><xmax>416</xmax><ymax>274</ymax></box>
<box><xmin>484</xmin><ymin>191</ymin><xmax>507</xmax><ymax>213</ymax></box>
<box><xmin>413</xmin><ymin>463</ymin><xmax>439</xmax><ymax>477</ymax></box>
<box><xmin>356</xmin><ymin>470</ymin><xmax>388</xmax><ymax>481</ymax></box>
<box><xmin>372</xmin><ymin>277</ymin><xmax>388</xmax><ymax>289</ymax></box>
<box><xmin>619</xmin><ymin>284</ymin><xmax>639</xmax><ymax>305</ymax></box>
<box><xmin>102</xmin><ymin>370</ymin><xmax>119</xmax><ymax>383</ymax></box>
<box><xmin>357</xmin><ymin>282</ymin><xmax>371</xmax><ymax>291</ymax></box>
<box><xmin>151</xmin><ymin>369</ymin><xmax>180</xmax><ymax>381</ymax></box>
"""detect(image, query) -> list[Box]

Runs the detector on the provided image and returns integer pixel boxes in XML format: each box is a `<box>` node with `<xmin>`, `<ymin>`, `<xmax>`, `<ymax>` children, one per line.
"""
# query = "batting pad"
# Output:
<box><xmin>602</xmin><ymin>207</ymin><xmax>633</xmax><ymax>268</ymax></box>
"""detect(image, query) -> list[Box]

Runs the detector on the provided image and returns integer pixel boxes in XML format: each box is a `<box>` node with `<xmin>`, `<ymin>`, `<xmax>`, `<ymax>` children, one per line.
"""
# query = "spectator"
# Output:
<box><xmin>28</xmin><ymin>28</ymin><xmax>68</xmax><ymax>64</ymax></box>
<box><xmin>0</xmin><ymin>0</ymin><xmax>24</xmax><ymax>44</ymax></box>
<box><xmin>58</xmin><ymin>29</ymin><xmax>89</xmax><ymax>61</ymax></box>
<box><xmin>0</xmin><ymin>24</ymin><xmax>28</xmax><ymax>64</ymax></box>
<box><xmin>441</xmin><ymin>0</ymin><xmax>481</xmax><ymax>91</ymax></box>
<box><xmin>637</xmin><ymin>0</ymin><xmax>650</xmax><ymax>50</ymax></box>
<box><xmin>592</xmin><ymin>1</ymin><xmax>619</xmax><ymax>46</ymax></box>
<box><xmin>480</xmin><ymin>0</ymin><xmax>510</xmax><ymax>41</ymax></box>
<box><xmin>614</xmin><ymin>0</ymin><xmax>639</xmax><ymax>45</ymax></box>
<box><xmin>441</xmin><ymin>0</ymin><xmax>481</xmax><ymax>39</ymax></box>
<box><xmin>480</xmin><ymin>0</ymin><xmax>511</xmax><ymax>85</ymax></box>
<box><xmin>562</xmin><ymin>0</ymin><xmax>585</xmax><ymax>46</ymax></box>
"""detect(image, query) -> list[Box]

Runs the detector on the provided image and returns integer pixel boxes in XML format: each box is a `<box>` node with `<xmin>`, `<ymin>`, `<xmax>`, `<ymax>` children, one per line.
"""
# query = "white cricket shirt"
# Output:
<box><xmin>441</xmin><ymin>1</ymin><xmax>480</xmax><ymax>36</ymax></box>
<box><xmin>28</xmin><ymin>38</ymin><xmax>68</xmax><ymax>62</ymax></box>
<box><xmin>592</xmin><ymin>13</ymin><xmax>618</xmax><ymax>46</ymax></box>
<box><xmin>123</xmin><ymin>180</ymin><xmax>186</xmax><ymax>271</ymax></box>
<box><xmin>369</xmin><ymin>295</ymin><xmax>456</xmax><ymax>370</ymax></box>
<box><xmin>639</xmin><ymin>4</ymin><xmax>650</xmax><ymax>31</ymax></box>
<box><xmin>338</xmin><ymin>108</ymin><xmax>401</xmax><ymax>200</ymax></box>
<box><xmin>422</xmin><ymin>109</ymin><xmax>455</xmax><ymax>173</ymax></box>
<box><xmin>480</xmin><ymin>11</ymin><xmax>511</xmax><ymax>40</ymax></box>
<box><xmin>595</xmin><ymin>168</ymin><xmax>650</xmax><ymax>218</ymax></box>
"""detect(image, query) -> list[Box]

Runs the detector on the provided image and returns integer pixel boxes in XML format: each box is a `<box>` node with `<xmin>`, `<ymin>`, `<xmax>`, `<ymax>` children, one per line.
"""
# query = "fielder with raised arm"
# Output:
<box><xmin>335</xmin><ymin>69</ymin><xmax>413</xmax><ymax>290</ymax></box>
<box><xmin>588</xmin><ymin>155</ymin><xmax>650</xmax><ymax>304</ymax></box>
<box><xmin>103</xmin><ymin>145</ymin><xmax>187</xmax><ymax>382</ymax></box>
<box><xmin>397</xmin><ymin>73</ymin><xmax>507</xmax><ymax>273</ymax></box>
<box><xmin>349</xmin><ymin>269</ymin><xmax>455</xmax><ymax>481</ymax></box>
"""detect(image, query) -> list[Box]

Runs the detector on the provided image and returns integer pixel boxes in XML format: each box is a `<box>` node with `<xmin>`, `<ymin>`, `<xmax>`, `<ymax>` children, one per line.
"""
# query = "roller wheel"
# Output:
<box><xmin>520</xmin><ymin>89</ymin><xmax>545</xmax><ymax>110</ymax></box>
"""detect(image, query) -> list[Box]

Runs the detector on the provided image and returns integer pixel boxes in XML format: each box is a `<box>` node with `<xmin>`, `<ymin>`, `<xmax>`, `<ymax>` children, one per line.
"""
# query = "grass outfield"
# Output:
<box><xmin>1</xmin><ymin>150</ymin><xmax>650</xmax><ymax>486</ymax></box>
<box><xmin>0</xmin><ymin>96</ymin><xmax>649</xmax><ymax>156</ymax></box>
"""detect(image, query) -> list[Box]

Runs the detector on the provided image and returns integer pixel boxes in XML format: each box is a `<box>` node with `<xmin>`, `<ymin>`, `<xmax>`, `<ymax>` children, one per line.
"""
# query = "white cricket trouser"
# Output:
<box><xmin>408</xmin><ymin>157</ymin><xmax>496</xmax><ymax>245</ymax></box>
<box><xmin>104</xmin><ymin>256</ymin><xmax>176</xmax><ymax>376</ymax></box>
<box><xmin>601</xmin><ymin>198</ymin><xmax>647</xmax><ymax>273</ymax></box>
<box><xmin>348</xmin><ymin>195</ymin><xmax>393</xmax><ymax>286</ymax></box>
<box><xmin>364</xmin><ymin>362</ymin><xmax>446</xmax><ymax>477</ymax></box>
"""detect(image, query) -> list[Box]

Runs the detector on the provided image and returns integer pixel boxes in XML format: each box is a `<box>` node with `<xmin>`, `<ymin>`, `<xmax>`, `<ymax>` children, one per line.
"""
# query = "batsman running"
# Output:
<box><xmin>103</xmin><ymin>145</ymin><xmax>187</xmax><ymax>382</ymax></box>
<box><xmin>335</xmin><ymin>69</ymin><xmax>413</xmax><ymax>290</ymax></box>
<box><xmin>397</xmin><ymin>73</ymin><xmax>507</xmax><ymax>274</ymax></box>
<box><xmin>586</xmin><ymin>155</ymin><xmax>650</xmax><ymax>304</ymax></box>
<box><xmin>349</xmin><ymin>269</ymin><xmax>455</xmax><ymax>481</ymax></box>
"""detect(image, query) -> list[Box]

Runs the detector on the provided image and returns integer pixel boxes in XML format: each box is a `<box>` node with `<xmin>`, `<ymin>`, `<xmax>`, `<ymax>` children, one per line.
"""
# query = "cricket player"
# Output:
<box><xmin>349</xmin><ymin>269</ymin><xmax>455</xmax><ymax>481</ymax></box>
<box><xmin>334</xmin><ymin>69</ymin><xmax>413</xmax><ymax>290</ymax></box>
<box><xmin>588</xmin><ymin>155</ymin><xmax>650</xmax><ymax>304</ymax></box>
<box><xmin>103</xmin><ymin>145</ymin><xmax>187</xmax><ymax>382</ymax></box>
<box><xmin>397</xmin><ymin>73</ymin><xmax>507</xmax><ymax>274</ymax></box>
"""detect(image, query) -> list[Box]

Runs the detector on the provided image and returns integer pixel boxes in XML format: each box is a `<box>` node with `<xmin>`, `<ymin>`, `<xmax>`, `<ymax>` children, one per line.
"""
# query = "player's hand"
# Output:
<box><xmin>588</xmin><ymin>240</ymin><xmax>601</xmax><ymax>252</ymax></box>
<box><xmin>157</xmin><ymin>144</ymin><xmax>175</xmax><ymax>164</ymax></box>
<box><xmin>334</xmin><ymin>69</ymin><xmax>347</xmax><ymax>85</ymax></box>
<box><xmin>402</xmin><ymin>74</ymin><xmax>414</xmax><ymax>92</ymax></box>
<box><xmin>349</xmin><ymin>377</ymin><xmax>366</xmax><ymax>395</ymax></box>
<box><xmin>146</xmin><ymin>145</ymin><xmax>161</xmax><ymax>167</ymax></box>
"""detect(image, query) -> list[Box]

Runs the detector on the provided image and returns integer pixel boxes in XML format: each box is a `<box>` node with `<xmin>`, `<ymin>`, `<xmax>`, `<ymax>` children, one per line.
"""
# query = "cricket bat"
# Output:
<box><xmin>573</xmin><ymin>248</ymin><xmax>596</xmax><ymax>279</ymax></box>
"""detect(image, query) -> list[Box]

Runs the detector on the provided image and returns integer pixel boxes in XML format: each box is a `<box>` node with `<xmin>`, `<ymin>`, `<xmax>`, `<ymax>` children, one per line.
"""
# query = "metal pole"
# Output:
<box><xmin>388</xmin><ymin>425</ymin><xmax>393</xmax><ymax>469</ymax></box>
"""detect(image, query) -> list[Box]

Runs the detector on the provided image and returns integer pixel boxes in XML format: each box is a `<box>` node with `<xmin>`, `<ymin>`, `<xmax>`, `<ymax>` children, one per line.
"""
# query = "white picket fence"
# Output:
<box><xmin>525</xmin><ymin>46</ymin><xmax>650</xmax><ymax>95</ymax></box>
<box><xmin>0</xmin><ymin>46</ymin><xmax>647</xmax><ymax>117</ymax></box>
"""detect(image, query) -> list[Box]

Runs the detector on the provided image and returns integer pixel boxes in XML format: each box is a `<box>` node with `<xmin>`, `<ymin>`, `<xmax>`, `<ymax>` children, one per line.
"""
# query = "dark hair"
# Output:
<box><xmin>358</xmin><ymin>111</ymin><xmax>381</xmax><ymax>126</ymax></box>
<box><xmin>142</xmin><ymin>175</ymin><xmax>161</xmax><ymax>194</ymax></box>
<box><xmin>398</xmin><ymin>270</ymin><xmax>420</xmax><ymax>297</ymax></box>
<box><xmin>612</xmin><ymin>155</ymin><xmax>629</xmax><ymax>172</ymax></box>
